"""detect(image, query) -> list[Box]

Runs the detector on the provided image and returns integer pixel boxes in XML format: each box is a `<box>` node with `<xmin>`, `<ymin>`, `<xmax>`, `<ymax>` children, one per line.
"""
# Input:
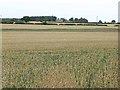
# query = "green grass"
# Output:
<box><xmin>2</xmin><ymin>48</ymin><xmax>118</xmax><ymax>88</ymax></box>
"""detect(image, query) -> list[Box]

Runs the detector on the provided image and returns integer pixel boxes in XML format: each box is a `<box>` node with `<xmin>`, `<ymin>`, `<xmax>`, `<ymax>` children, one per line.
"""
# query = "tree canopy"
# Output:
<box><xmin>22</xmin><ymin>16</ymin><xmax>57</xmax><ymax>22</ymax></box>
<box><xmin>69</xmin><ymin>17</ymin><xmax>88</xmax><ymax>23</ymax></box>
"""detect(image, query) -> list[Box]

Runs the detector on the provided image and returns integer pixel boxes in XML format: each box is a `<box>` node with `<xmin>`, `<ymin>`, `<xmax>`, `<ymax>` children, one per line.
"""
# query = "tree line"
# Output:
<box><xmin>69</xmin><ymin>17</ymin><xmax>88</xmax><ymax>23</ymax></box>
<box><xmin>21</xmin><ymin>16</ymin><xmax>57</xmax><ymax>22</ymax></box>
<box><xmin>1</xmin><ymin>16</ymin><xmax>117</xmax><ymax>24</ymax></box>
<box><xmin>21</xmin><ymin>16</ymin><xmax>88</xmax><ymax>23</ymax></box>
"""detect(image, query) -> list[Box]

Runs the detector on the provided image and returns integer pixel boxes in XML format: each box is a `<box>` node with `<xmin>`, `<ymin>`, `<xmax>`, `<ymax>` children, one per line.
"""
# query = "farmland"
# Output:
<box><xmin>2</xmin><ymin>24</ymin><xmax>119</xmax><ymax>88</ymax></box>
<box><xmin>2</xmin><ymin>24</ymin><xmax>118</xmax><ymax>31</ymax></box>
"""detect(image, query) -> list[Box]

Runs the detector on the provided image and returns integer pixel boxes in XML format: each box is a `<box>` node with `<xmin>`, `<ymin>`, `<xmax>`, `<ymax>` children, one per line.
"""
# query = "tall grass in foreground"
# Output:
<box><xmin>2</xmin><ymin>48</ymin><xmax>118</xmax><ymax>88</ymax></box>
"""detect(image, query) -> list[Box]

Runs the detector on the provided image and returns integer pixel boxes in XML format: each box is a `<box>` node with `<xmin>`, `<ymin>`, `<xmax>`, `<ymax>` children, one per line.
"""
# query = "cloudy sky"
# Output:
<box><xmin>0</xmin><ymin>0</ymin><xmax>119</xmax><ymax>22</ymax></box>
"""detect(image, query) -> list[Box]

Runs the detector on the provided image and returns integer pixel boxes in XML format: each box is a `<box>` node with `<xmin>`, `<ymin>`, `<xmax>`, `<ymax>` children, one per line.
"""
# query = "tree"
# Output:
<box><xmin>104</xmin><ymin>21</ymin><xmax>107</xmax><ymax>24</ymax></box>
<box><xmin>28</xmin><ymin>16</ymin><xmax>57</xmax><ymax>22</ymax></box>
<box><xmin>75</xmin><ymin>18</ymin><xmax>79</xmax><ymax>22</ymax></box>
<box><xmin>111</xmin><ymin>20</ymin><xmax>116</xmax><ymax>24</ymax></box>
<box><xmin>69</xmin><ymin>17</ymin><xmax>74</xmax><ymax>22</ymax></box>
<box><xmin>79</xmin><ymin>17</ymin><xmax>88</xmax><ymax>23</ymax></box>
<box><xmin>21</xmin><ymin>16</ymin><xmax>30</xmax><ymax>23</ymax></box>
<box><xmin>60</xmin><ymin>18</ymin><xmax>67</xmax><ymax>22</ymax></box>
<box><xmin>98</xmin><ymin>20</ymin><xmax>103</xmax><ymax>24</ymax></box>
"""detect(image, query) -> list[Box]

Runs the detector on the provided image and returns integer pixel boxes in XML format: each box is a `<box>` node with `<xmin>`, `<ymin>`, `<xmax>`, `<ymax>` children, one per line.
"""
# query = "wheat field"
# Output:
<box><xmin>2</xmin><ymin>24</ymin><xmax>119</xmax><ymax>88</ymax></box>
<box><xmin>2</xmin><ymin>24</ymin><xmax>118</xmax><ymax>30</ymax></box>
